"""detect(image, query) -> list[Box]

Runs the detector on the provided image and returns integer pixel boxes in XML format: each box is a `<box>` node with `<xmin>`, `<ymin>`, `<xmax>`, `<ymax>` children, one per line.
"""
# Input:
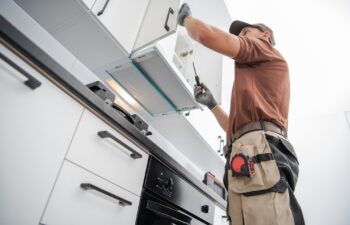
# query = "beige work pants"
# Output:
<box><xmin>227</xmin><ymin>131</ymin><xmax>297</xmax><ymax>225</ymax></box>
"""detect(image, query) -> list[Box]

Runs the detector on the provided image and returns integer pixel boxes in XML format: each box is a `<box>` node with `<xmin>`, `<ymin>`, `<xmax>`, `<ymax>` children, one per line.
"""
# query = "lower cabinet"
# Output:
<box><xmin>0</xmin><ymin>44</ymin><xmax>84</xmax><ymax>225</ymax></box>
<box><xmin>66</xmin><ymin>109</ymin><xmax>149</xmax><ymax>196</ymax></box>
<box><xmin>213</xmin><ymin>205</ymin><xmax>229</xmax><ymax>225</ymax></box>
<box><xmin>41</xmin><ymin>160</ymin><xmax>141</xmax><ymax>225</ymax></box>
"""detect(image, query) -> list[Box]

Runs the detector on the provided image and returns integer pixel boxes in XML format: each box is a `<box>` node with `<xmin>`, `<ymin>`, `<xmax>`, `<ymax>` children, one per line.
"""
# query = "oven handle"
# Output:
<box><xmin>146</xmin><ymin>200</ymin><xmax>192</xmax><ymax>225</ymax></box>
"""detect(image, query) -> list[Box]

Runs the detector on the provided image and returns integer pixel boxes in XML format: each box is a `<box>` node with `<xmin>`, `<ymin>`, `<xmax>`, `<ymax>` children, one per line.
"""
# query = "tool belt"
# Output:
<box><xmin>224</xmin><ymin>120</ymin><xmax>286</xmax><ymax>157</ymax></box>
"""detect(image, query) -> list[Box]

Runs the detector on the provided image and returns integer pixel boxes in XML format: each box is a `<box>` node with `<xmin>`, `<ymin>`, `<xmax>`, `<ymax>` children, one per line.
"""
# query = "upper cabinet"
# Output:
<box><xmin>172</xmin><ymin>30</ymin><xmax>224</xmax><ymax>105</ymax></box>
<box><xmin>91</xmin><ymin>0</ymin><xmax>180</xmax><ymax>53</ymax></box>
<box><xmin>90</xmin><ymin>0</ymin><xmax>149</xmax><ymax>54</ymax></box>
<box><xmin>14</xmin><ymin>0</ymin><xmax>232</xmax><ymax>121</ymax></box>
<box><xmin>131</xmin><ymin>0</ymin><xmax>179</xmax><ymax>52</ymax></box>
<box><xmin>14</xmin><ymin>0</ymin><xmax>180</xmax><ymax>70</ymax></box>
<box><xmin>13</xmin><ymin>0</ymin><xmax>94</xmax><ymax>32</ymax></box>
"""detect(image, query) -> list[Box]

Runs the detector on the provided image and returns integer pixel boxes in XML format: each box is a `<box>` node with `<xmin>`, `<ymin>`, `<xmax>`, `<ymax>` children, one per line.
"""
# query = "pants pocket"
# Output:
<box><xmin>266</xmin><ymin>135</ymin><xmax>300</xmax><ymax>191</ymax></box>
<box><xmin>228</xmin><ymin>131</ymin><xmax>280</xmax><ymax>194</ymax></box>
<box><xmin>241</xmin><ymin>189</ymin><xmax>296</xmax><ymax>225</ymax></box>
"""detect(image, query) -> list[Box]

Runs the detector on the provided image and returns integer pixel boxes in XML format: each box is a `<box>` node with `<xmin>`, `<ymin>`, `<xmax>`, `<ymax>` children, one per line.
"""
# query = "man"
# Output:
<box><xmin>178</xmin><ymin>3</ymin><xmax>305</xmax><ymax>225</ymax></box>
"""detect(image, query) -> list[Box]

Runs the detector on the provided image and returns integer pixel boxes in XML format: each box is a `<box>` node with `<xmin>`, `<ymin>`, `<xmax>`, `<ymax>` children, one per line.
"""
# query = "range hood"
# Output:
<box><xmin>105</xmin><ymin>46</ymin><xmax>201</xmax><ymax>116</ymax></box>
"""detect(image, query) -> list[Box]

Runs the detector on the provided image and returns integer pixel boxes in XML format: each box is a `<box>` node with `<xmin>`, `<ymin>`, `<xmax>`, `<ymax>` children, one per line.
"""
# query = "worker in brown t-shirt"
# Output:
<box><xmin>178</xmin><ymin>3</ymin><xmax>305</xmax><ymax>225</ymax></box>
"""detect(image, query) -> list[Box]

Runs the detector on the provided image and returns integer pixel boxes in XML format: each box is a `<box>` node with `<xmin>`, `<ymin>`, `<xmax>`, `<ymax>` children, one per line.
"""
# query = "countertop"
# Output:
<box><xmin>0</xmin><ymin>15</ymin><xmax>227</xmax><ymax>209</ymax></box>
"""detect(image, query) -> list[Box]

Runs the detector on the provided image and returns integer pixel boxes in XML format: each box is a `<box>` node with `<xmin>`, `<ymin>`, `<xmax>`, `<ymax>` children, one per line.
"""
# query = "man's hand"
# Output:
<box><xmin>194</xmin><ymin>83</ymin><xmax>217</xmax><ymax>109</ymax></box>
<box><xmin>177</xmin><ymin>3</ymin><xmax>191</xmax><ymax>26</ymax></box>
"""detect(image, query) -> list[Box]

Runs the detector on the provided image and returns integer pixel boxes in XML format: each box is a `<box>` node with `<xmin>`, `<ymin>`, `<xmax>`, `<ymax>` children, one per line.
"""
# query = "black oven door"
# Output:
<box><xmin>136</xmin><ymin>192</ymin><xmax>208</xmax><ymax>225</ymax></box>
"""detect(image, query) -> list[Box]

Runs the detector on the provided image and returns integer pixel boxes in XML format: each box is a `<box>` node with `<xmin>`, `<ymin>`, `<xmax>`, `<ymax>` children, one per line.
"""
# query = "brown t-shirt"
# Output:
<box><xmin>226</xmin><ymin>36</ymin><xmax>290</xmax><ymax>140</ymax></box>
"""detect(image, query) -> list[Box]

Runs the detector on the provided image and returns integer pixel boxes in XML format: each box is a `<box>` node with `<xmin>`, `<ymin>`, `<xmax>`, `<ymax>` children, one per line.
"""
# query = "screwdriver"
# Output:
<box><xmin>192</xmin><ymin>62</ymin><xmax>201</xmax><ymax>86</ymax></box>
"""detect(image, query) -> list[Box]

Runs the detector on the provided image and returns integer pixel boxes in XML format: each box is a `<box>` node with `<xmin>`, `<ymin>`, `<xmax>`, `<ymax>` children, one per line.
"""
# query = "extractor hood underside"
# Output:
<box><xmin>106</xmin><ymin>47</ymin><xmax>200</xmax><ymax>116</ymax></box>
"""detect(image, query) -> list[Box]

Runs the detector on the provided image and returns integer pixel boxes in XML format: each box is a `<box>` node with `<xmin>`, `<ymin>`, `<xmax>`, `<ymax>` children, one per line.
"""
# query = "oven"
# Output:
<box><xmin>136</xmin><ymin>157</ymin><xmax>215</xmax><ymax>225</ymax></box>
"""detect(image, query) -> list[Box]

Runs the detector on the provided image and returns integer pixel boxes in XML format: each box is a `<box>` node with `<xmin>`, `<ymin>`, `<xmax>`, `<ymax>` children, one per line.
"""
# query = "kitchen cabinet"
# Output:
<box><xmin>165</xmin><ymin>0</ymin><xmax>233</xmax><ymax>155</ymax></box>
<box><xmin>81</xmin><ymin>0</ymin><xmax>97</xmax><ymax>9</ymax></box>
<box><xmin>15</xmin><ymin>0</ymin><xmax>180</xmax><ymax>71</ymax></box>
<box><xmin>15</xmin><ymin>0</ymin><xmax>189</xmax><ymax>116</ymax></box>
<box><xmin>91</xmin><ymin>0</ymin><xmax>149</xmax><ymax>54</ymax></box>
<box><xmin>14</xmin><ymin>0</ymin><xmax>95</xmax><ymax>32</ymax></box>
<box><xmin>41</xmin><ymin>161</ymin><xmax>141</xmax><ymax>225</ymax></box>
<box><xmin>1</xmin><ymin>0</ymin><xmax>79</xmax><ymax>73</ymax></box>
<box><xmin>171</xmin><ymin>0</ymin><xmax>232</xmax><ymax>105</ymax></box>
<box><xmin>92</xmin><ymin>0</ymin><xmax>179</xmax><ymax>53</ymax></box>
<box><xmin>173</xmin><ymin>33</ymin><xmax>224</xmax><ymax>105</ymax></box>
<box><xmin>50</xmin><ymin>12</ymin><xmax>130</xmax><ymax>72</ymax></box>
<box><xmin>184</xmin><ymin>108</ymin><xmax>226</xmax><ymax>157</ymax></box>
<box><xmin>131</xmin><ymin>0</ymin><xmax>180</xmax><ymax>52</ymax></box>
<box><xmin>213</xmin><ymin>205</ymin><xmax>229</xmax><ymax>225</ymax></box>
<box><xmin>0</xmin><ymin>44</ymin><xmax>84</xmax><ymax>225</ymax></box>
<box><xmin>205</xmin><ymin>112</ymin><xmax>226</xmax><ymax>157</ymax></box>
<box><xmin>66</xmin><ymin>109</ymin><xmax>149</xmax><ymax>196</ymax></box>
<box><xmin>14</xmin><ymin>0</ymin><xmax>127</xmax><ymax>71</ymax></box>
<box><xmin>183</xmin><ymin>108</ymin><xmax>209</xmax><ymax>142</ymax></box>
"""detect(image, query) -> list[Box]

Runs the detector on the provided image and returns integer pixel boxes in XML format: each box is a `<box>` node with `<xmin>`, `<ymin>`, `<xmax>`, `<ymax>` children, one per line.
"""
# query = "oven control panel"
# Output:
<box><xmin>156</xmin><ymin>176</ymin><xmax>173</xmax><ymax>198</ymax></box>
<box><xmin>144</xmin><ymin>157</ymin><xmax>215</xmax><ymax>224</ymax></box>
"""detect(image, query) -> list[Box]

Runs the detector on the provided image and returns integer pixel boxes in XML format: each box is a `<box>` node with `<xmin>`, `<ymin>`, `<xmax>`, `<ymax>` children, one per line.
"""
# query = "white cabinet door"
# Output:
<box><xmin>13</xmin><ymin>0</ymin><xmax>88</xmax><ymax>32</ymax></box>
<box><xmin>206</xmin><ymin>112</ymin><xmax>226</xmax><ymax>156</ymax></box>
<box><xmin>14</xmin><ymin>0</ymin><xmax>129</xmax><ymax>71</ymax></box>
<box><xmin>51</xmin><ymin>11</ymin><xmax>129</xmax><ymax>71</ymax></box>
<box><xmin>184</xmin><ymin>108</ymin><xmax>209</xmax><ymax>142</ymax></box>
<box><xmin>133</xmin><ymin>0</ymin><xmax>180</xmax><ymax>51</ymax></box>
<box><xmin>80</xmin><ymin>0</ymin><xmax>97</xmax><ymax>9</ymax></box>
<box><xmin>213</xmin><ymin>205</ymin><xmax>229</xmax><ymax>225</ymax></box>
<box><xmin>41</xmin><ymin>161</ymin><xmax>141</xmax><ymax>225</ymax></box>
<box><xmin>184</xmin><ymin>108</ymin><xmax>226</xmax><ymax>157</ymax></box>
<box><xmin>66</xmin><ymin>109</ymin><xmax>149</xmax><ymax>196</ymax></box>
<box><xmin>0</xmin><ymin>44</ymin><xmax>84</xmax><ymax>225</ymax></box>
<box><xmin>91</xmin><ymin>0</ymin><xmax>150</xmax><ymax>54</ymax></box>
<box><xmin>92</xmin><ymin>0</ymin><xmax>180</xmax><ymax>54</ymax></box>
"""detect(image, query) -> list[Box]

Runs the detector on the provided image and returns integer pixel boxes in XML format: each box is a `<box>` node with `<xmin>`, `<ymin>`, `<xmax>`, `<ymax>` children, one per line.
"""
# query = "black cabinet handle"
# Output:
<box><xmin>0</xmin><ymin>52</ymin><xmax>41</xmax><ymax>90</ymax></box>
<box><xmin>164</xmin><ymin>7</ymin><xmax>174</xmax><ymax>31</ymax></box>
<box><xmin>201</xmin><ymin>205</ymin><xmax>209</xmax><ymax>213</ymax></box>
<box><xmin>97</xmin><ymin>130</ymin><xmax>142</xmax><ymax>159</ymax></box>
<box><xmin>97</xmin><ymin>0</ymin><xmax>110</xmax><ymax>16</ymax></box>
<box><xmin>80</xmin><ymin>183</ymin><xmax>132</xmax><ymax>206</ymax></box>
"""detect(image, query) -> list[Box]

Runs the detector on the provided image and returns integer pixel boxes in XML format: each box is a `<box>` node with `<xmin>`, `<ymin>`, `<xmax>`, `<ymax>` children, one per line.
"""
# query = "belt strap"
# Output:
<box><xmin>232</xmin><ymin>121</ymin><xmax>286</xmax><ymax>142</ymax></box>
<box><xmin>224</xmin><ymin>121</ymin><xmax>286</xmax><ymax>157</ymax></box>
<box><xmin>252</xmin><ymin>153</ymin><xmax>274</xmax><ymax>163</ymax></box>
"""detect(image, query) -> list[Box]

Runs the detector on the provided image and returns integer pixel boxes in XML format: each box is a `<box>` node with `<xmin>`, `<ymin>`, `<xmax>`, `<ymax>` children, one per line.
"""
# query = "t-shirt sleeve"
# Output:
<box><xmin>234</xmin><ymin>36</ymin><xmax>277</xmax><ymax>64</ymax></box>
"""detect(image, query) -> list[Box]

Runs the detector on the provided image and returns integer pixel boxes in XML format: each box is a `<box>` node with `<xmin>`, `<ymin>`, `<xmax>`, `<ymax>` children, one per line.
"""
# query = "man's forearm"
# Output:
<box><xmin>183</xmin><ymin>16</ymin><xmax>212</xmax><ymax>43</ymax></box>
<box><xmin>211</xmin><ymin>105</ymin><xmax>228</xmax><ymax>132</ymax></box>
<box><xmin>183</xmin><ymin>16</ymin><xmax>240</xmax><ymax>58</ymax></box>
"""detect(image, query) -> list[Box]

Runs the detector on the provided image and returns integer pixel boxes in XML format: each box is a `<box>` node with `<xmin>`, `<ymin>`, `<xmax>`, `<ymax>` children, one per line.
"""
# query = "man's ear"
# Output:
<box><xmin>263</xmin><ymin>31</ymin><xmax>271</xmax><ymax>39</ymax></box>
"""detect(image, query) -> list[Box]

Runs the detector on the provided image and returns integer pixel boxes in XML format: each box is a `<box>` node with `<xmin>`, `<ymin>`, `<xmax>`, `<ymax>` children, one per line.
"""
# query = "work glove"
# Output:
<box><xmin>194</xmin><ymin>83</ymin><xmax>217</xmax><ymax>110</ymax></box>
<box><xmin>177</xmin><ymin>3</ymin><xmax>191</xmax><ymax>26</ymax></box>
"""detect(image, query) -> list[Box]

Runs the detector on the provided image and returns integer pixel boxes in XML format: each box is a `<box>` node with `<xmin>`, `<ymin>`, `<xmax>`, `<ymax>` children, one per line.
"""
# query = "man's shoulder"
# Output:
<box><xmin>235</xmin><ymin>36</ymin><xmax>286</xmax><ymax>64</ymax></box>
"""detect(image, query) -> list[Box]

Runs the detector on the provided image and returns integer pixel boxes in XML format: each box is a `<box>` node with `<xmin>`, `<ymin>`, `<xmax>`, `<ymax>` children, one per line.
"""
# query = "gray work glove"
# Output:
<box><xmin>194</xmin><ymin>83</ymin><xmax>217</xmax><ymax>110</ymax></box>
<box><xmin>177</xmin><ymin>3</ymin><xmax>191</xmax><ymax>26</ymax></box>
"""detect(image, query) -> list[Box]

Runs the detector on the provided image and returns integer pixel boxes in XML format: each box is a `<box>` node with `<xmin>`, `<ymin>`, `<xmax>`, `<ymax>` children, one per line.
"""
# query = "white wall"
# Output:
<box><xmin>222</xmin><ymin>0</ymin><xmax>350</xmax><ymax>224</ymax></box>
<box><xmin>289</xmin><ymin>112</ymin><xmax>350</xmax><ymax>225</ymax></box>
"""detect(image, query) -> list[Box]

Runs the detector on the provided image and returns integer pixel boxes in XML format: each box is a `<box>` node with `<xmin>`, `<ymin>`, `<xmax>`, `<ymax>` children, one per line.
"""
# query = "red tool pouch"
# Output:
<box><xmin>230</xmin><ymin>153</ymin><xmax>274</xmax><ymax>177</ymax></box>
<box><xmin>230</xmin><ymin>153</ymin><xmax>255</xmax><ymax>177</ymax></box>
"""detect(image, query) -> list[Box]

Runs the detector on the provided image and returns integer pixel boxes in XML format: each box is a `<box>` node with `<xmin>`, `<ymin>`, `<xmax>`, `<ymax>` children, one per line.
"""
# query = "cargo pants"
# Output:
<box><xmin>224</xmin><ymin>131</ymin><xmax>305</xmax><ymax>225</ymax></box>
